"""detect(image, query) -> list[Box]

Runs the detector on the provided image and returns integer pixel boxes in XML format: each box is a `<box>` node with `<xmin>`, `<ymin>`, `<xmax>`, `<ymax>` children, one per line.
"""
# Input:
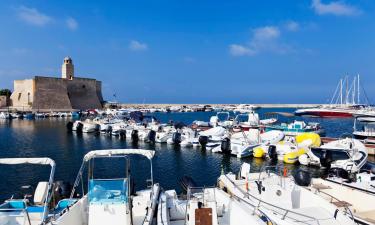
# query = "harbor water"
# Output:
<box><xmin>0</xmin><ymin>108</ymin><xmax>374</xmax><ymax>202</ymax></box>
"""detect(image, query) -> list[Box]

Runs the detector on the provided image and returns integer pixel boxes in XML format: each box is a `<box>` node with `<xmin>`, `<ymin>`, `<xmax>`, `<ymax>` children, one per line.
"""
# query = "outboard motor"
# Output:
<box><xmin>119</xmin><ymin>131</ymin><xmax>126</xmax><ymax>139</ymax></box>
<box><xmin>106</xmin><ymin>126</ymin><xmax>113</xmax><ymax>135</ymax></box>
<box><xmin>147</xmin><ymin>130</ymin><xmax>156</xmax><ymax>143</ymax></box>
<box><xmin>320</xmin><ymin>150</ymin><xmax>333</xmax><ymax>169</ymax></box>
<box><xmin>53</xmin><ymin>181</ymin><xmax>73</xmax><ymax>204</ymax></box>
<box><xmin>221</xmin><ymin>138</ymin><xmax>231</xmax><ymax>154</ymax></box>
<box><xmin>66</xmin><ymin>122</ymin><xmax>73</xmax><ymax>131</ymax></box>
<box><xmin>293</xmin><ymin>170</ymin><xmax>312</xmax><ymax>187</ymax></box>
<box><xmin>131</xmin><ymin>130</ymin><xmax>139</xmax><ymax>142</ymax></box>
<box><xmin>172</xmin><ymin>132</ymin><xmax>182</xmax><ymax>144</ymax></box>
<box><xmin>268</xmin><ymin>145</ymin><xmax>277</xmax><ymax>161</ymax></box>
<box><xmin>328</xmin><ymin>168</ymin><xmax>350</xmax><ymax>180</ymax></box>
<box><xmin>198</xmin><ymin>136</ymin><xmax>209</xmax><ymax>148</ymax></box>
<box><xmin>76</xmin><ymin>122</ymin><xmax>83</xmax><ymax>133</ymax></box>
<box><xmin>179</xmin><ymin>176</ymin><xmax>197</xmax><ymax>193</ymax></box>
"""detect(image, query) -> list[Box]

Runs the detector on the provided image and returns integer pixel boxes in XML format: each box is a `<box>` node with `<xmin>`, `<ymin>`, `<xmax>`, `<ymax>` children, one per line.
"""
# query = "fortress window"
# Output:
<box><xmin>82</xmin><ymin>85</ymin><xmax>86</xmax><ymax>88</ymax></box>
<box><xmin>18</xmin><ymin>93</ymin><xmax>22</xmax><ymax>100</ymax></box>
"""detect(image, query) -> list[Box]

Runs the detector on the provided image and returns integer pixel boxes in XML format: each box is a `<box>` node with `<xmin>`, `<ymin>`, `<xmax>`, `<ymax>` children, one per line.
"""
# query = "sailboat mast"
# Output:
<box><xmin>357</xmin><ymin>74</ymin><xmax>360</xmax><ymax>104</ymax></box>
<box><xmin>346</xmin><ymin>75</ymin><xmax>349</xmax><ymax>105</ymax></box>
<box><xmin>340</xmin><ymin>78</ymin><xmax>343</xmax><ymax>105</ymax></box>
<box><xmin>352</xmin><ymin>76</ymin><xmax>356</xmax><ymax>105</ymax></box>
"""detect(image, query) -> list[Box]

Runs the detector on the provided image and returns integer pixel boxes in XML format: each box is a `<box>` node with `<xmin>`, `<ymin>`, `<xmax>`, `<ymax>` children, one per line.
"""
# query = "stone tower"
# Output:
<box><xmin>62</xmin><ymin>56</ymin><xmax>74</xmax><ymax>80</ymax></box>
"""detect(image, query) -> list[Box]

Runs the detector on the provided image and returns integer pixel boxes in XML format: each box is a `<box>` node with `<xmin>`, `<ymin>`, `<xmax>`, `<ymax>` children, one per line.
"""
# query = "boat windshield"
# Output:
<box><xmin>88</xmin><ymin>179</ymin><xmax>128</xmax><ymax>204</ymax></box>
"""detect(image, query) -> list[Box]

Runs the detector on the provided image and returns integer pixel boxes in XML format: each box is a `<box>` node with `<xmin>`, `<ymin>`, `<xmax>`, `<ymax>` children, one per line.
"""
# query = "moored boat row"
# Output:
<box><xmin>1</xmin><ymin>149</ymin><xmax>374</xmax><ymax>225</ymax></box>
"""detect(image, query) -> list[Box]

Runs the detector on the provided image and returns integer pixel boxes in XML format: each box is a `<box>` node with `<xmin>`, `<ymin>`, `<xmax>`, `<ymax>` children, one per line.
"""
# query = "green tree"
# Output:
<box><xmin>0</xmin><ymin>89</ymin><xmax>12</xmax><ymax>97</ymax></box>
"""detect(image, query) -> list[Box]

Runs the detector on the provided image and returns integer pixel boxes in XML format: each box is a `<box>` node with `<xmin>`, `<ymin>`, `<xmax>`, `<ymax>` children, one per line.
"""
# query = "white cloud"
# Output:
<box><xmin>229</xmin><ymin>25</ymin><xmax>295</xmax><ymax>57</ymax></box>
<box><xmin>129</xmin><ymin>40</ymin><xmax>148</xmax><ymax>51</ymax></box>
<box><xmin>229</xmin><ymin>44</ymin><xmax>256</xmax><ymax>56</ymax></box>
<box><xmin>285</xmin><ymin>21</ymin><xmax>299</xmax><ymax>31</ymax></box>
<box><xmin>66</xmin><ymin>17</ymin><xmax>78</xmax><ymax>30</ymax></box>
<box><xmin>311</xmin><ymin>0</ymin><xmax>361</xmax><ymax>16</ymax></box>
<box><xmin>253</xmin><ymin>26</ymin><xmax>280</xmax><ymax>41</ymax></box>
<box><xmin>16</xmin><ymin>6</ymin><xmax>52</xmax><ymax>26</ymax></box>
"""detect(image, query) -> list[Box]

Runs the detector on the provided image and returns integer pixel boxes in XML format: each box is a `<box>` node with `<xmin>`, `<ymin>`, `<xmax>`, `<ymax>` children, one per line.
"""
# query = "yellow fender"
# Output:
<box><xmin>253</xmin><ymin>146</ymin><xmax>265</xmax><ymax>158</ymax></box>
<box><xmin>283</xmin><ymin>148</ymin><xmax>306</xmax><ymax>164</ymax></box>
<box><xmin>295</xmin><ymin>133</ymin><xmax>321</xmax><ymax>147</ymax></box>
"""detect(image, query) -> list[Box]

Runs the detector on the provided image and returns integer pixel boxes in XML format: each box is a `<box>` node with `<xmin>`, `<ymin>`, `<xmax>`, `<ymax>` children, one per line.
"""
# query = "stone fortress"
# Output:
<box><xmin>10</xmin><ymin>57</ymin><xmax>103</xmax><ymax>110</ymax></box>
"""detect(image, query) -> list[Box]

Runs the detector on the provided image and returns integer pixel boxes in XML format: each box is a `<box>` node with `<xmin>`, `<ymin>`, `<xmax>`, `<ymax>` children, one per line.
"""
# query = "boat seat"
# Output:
<box><xmin>332</xmin><ymin>201</ymin><xmax>352</xmax><ymax>208</ymax></box>
<box><xmin>34</xmin><ymin>182</ymin><xmax>49</xmax><ymax>205</ymax></box>
<box><xmin>240</xmin><ymin>163</ymin><xmax>251</xmax><ymax>179</ymax></box>
<box><xmin>355</xmin><ymin>210</ymin><xmax>375</xmax><ymax>223</ymax></box>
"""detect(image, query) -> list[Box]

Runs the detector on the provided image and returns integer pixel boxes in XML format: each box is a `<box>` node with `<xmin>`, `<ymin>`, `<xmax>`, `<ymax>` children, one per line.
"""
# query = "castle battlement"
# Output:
<box><xmin>10</xmin><ymin>57</ymin><xmax>103</xmax><ymax>110</ymax></box>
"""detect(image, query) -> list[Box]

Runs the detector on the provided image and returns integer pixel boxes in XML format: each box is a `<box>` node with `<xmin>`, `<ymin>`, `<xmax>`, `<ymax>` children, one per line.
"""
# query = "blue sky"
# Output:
<box><xmin>0</xmin><ymin>0</ymin><xmax>374</xmax><ymax>103</ymax></box>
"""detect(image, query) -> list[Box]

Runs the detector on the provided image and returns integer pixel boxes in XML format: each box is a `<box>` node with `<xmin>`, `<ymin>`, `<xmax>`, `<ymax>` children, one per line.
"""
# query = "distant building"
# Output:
<box><xmin>10</xmin><ymin>57</ymin><xmax>103</xmax><ymax>110</ymax></box>
<box><xmin>0</xmin><ymin>96</ymin><xmax>8</xmax><ymax>108</ymax></box>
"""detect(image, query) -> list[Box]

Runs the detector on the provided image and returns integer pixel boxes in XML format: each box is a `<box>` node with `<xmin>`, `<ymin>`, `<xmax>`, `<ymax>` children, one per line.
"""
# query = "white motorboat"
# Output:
<box><xmin>308</xmin><ymin>168</ymin><xmax>375</xmax><ymax>224</ymax></box>
<box><xmin>212</xmin><ymin>129</ymin><xmax>284</xmax><ymax>158</ymax></box>
<box><xmin>218</xmin><ymin>163</ymin><xmax>357</xmax><ymax>225</ymax></box>
<box><xmin>353</xmin><ymin>117</ymin><xmax>375</xmax><ymax>140</ymax></box>
<box><xmin>266</xmin><ymin>120</ymin><xmax>326</xmax><ymax>136</ymax></box>
<box><xmin>49</xmin><ymin>149</ymin><xmax>160</xmax><ymax>225</ymax></box>
<box><xmin>0</xmin><ymin>157</ymin><xmax>56</xmax><ymax>225</ymax></box>
<box><xmin>304</xmin><ymin>137</ymin><xmax>368</xmax><ymax>173</ymax></box>
<box><xmin>157</xmin><ymin>186</ymin><xmax>268</xmax><ymax>225</ymax></box>
<box><xmin>0</xmin><ymin>112</ymin><xmax>11</xmax><ymax>119</ymax></box>
<box><xmin>167</xmin><ymin>128</ymin><xmax>196</xmax><ymax>146</ymax></box>
<box><xmin>82</xmin><ymin>120</ymin><xmax>99</xmax><ymax>133</ymax></box>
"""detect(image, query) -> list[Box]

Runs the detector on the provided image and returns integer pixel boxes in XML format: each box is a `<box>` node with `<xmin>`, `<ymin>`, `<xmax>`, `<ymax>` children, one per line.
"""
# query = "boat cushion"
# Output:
<box><xmin>34</xmin><ymin>181</ymin><xmax>49</xmax><ymax>205</ymax></box>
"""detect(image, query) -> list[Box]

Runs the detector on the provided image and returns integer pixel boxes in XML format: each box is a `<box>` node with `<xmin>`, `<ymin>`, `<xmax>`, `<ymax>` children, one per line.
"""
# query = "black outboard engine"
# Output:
<box><xmin>66</xmin><ymin>122</ymin><xmax>73</xmax><ymax>131</ymax></box>
<box><xmin>131</xmin><ymin>130</ymin><xmax>139</xmax><ymax>142</ymax></box>
<box><xmin>119</xmin><ymin>131</ymin><xmax>126</xmax><ymax>139</ymax></box>
<box><xmin>172</xmin><ymin>132</ymin><xmax>182</xmax><ymax>144</ymax></box>
<box><xmin>320</xmin><ymin>150</ymin><xmax>333</xmax><ymax>169</ymax></box>
<box><xmin>268</xmin><ymin>145</ymin><xmax>277</xmax><ymax>161</ymax></box>
<box><xmin>328</xmin><ymin>168</ymin><xmax>350</xmax><ymax>180</ymax></box>
<box><xmin>147</xmin><ymin>130</ymin><xmax>156</xmax><ymax>143</ymax></box>
<box><xmin>107</xmin><ymin>126</ymin><xmax>113</xmax><ymax>135</ymax></box>
<box><xmin>293</xmin><ymin>170</ymin><xmax>312</xmax><ymax>187</ymax></box>
<box><xmin>76</xmin><ymin>122</ymin><xmax>83</xmax><ymax>133</ymax></box>
<box><xmin>198</xmin><ymin>136</ymin><xmax>209</xmax><ymax>148</ymax></box>
<box><xmin>179</xmin><ymin>176</ymin><xmax>197</xmax><ymax>193</ymax></box>
<box><xmin>221</xmin><ymin>138</ymin><xmax>231</xmax><ymax>154</ymax></box>
<box><xmin>53</xmin><ymin>181</ymin><xmax>73</xmax><ymax>204</ymax></box>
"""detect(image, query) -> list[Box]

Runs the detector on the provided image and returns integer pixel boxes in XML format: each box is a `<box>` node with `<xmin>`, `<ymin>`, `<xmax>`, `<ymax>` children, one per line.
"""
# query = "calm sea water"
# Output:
<box><xmin>0</xmin><ymin>108</ymin><xmax>374</xmax><ymax>202</ymax></box>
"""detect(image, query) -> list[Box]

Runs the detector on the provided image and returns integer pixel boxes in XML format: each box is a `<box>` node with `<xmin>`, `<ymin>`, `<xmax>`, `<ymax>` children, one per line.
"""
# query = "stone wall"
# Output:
<box><xmin>11</xmin><ymin>76</ymin><xmax>103</xmax><ymax>110</ymax></box>
<box><xmin>0</xmin><ymin>96</ymin><xmax>7</xmax><ymax>107</ymax></box>
<box><xmin>32</xmin><ymin>76</ymin><xmax>72</xmax><ymax>110</ymax></box>
<box><xmin>67</xmin><ymin>78</ymin><xmax>102</xmax><ymax>110</ymax></box>
<box><xmin>10</xmin><ymin>79</ymin><xmax>34</xmax><ymax>108</ymax></box>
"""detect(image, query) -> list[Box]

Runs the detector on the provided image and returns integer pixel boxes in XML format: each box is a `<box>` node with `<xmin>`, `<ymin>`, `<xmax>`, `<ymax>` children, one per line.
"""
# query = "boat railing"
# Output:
<box><xmin>224</xmin><ymin>174</ymin><xmax>324</xmax><ymax>224</ymax></box>
<box><xmin>311</xmin><ymin>188</ymin><xmax>354</xmax><ymax>219</ymax></box>
<box><xmin>0</xmin><ymin>207</ymin><xmax>32</xmax><ymax>225</ymax></box>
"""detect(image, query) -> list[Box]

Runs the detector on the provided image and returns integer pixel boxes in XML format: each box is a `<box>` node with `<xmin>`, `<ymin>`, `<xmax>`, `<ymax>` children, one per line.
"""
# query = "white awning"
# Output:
<box><xmin>0</xmin><ymin>157</ymin><xmax>55</xmax><ymax>167</ymax></box>
<box><xmin>83</xmin><ymin>149</ymin><xmax>155</xmax><ymax>161</ymax></box>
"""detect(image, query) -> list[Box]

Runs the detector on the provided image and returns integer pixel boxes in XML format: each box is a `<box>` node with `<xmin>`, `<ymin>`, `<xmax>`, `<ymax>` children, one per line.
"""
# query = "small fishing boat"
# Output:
<box><xmin>307</xmin><ymin>168</ymin><xmax>375</xmax><ymax>224</ymax></box>
<box><xmin>266</xmin><ymin>120</ymin><xmax>325</xmax><ymax>136</ymax></box>
<box><xmin>303</xmin><ymin>137</ymin><xmax>368</xmax><ymax>173</ymax></box>
<box><xmin>353</xmin><ymin>117</ymin><xmax>375</xmax><ymax>140</ymax></box>
<box><xmin>0</xmin><ymin>157</ymin><xmax>56</xmax><ymax>225</ymax></box>
<box><xmin>218</xmin><ymin>163</ymin><xmax>357</xmax><ymax>225</ymax></box>
<box><xmin>212</xmin><ymin>129</ymin><xmax>284</xmax><ymax>158</ymax></box>
<box><xmin>158</xmin><ymin>186</ymin><xmax>268</xmax><ymax>225</ymax></box>
<box><xmin>50</xmin><ymin>149</ymin><xmax>160</xmax><ymax>225</ymax></box>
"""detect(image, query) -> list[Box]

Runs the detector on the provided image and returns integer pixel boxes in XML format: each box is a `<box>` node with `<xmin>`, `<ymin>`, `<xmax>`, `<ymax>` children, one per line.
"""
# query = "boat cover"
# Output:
<box><xmin>0</xmin><ymin>157</ymin><xmax>55</xmax><ymax>167</ymax></box>
<box><xmin>84</xmin><ymin>149</ymin><xmax>155</xmax><ymax>161</ymax></box>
